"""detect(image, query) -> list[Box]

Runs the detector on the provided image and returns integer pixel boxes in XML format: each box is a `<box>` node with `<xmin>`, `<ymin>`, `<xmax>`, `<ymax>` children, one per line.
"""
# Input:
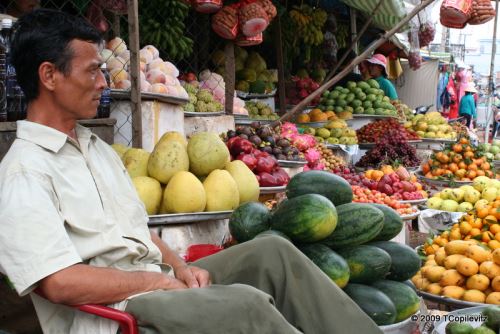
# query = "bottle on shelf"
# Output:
<box><xmin>97</xmin><ymin>63</ymin><xmax>111</xmax><ymax>118</ymax></box>
<box><xmin>3</xmin><ymin>18</ymin><xmax>26</xmax><ymax>122</ymax></box>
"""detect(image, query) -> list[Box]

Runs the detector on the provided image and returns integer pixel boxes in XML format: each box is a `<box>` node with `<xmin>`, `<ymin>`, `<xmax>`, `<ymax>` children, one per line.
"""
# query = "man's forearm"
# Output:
<box><xmin>39</xmin><ymin>263</ymin><xmax>185</xmax><ymax>305</ymax></box>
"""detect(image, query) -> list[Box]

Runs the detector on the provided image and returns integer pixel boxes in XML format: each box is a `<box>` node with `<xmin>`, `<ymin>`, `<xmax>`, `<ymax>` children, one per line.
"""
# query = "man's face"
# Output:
<box><xmin>53</xmin><ymin>40</ymin><xmax>106</xmax><ymax>120</ymax></box>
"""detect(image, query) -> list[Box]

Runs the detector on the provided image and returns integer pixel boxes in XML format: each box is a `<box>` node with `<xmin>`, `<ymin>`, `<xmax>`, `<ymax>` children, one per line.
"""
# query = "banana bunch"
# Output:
<box><xmin>289</xmin><ymin>8</ymin><xmax>311</xmax><ymax>26</ymax></box>
<box><xmin>139</xmin><ymin>0</ymin><xmax>193</xmax><ymax>61</ymax></box>
<box><xmin>336</xmin><ymin>23</ymin><xmax>349</xmax><ymax>49</ymax></box>
<box><xmin>289</xmin><ymin>5</ymin><xmax>325</xmax><ymax>46</ymax></box>
<box><xmin>312</xmin><ymin>9</ymin><xmax>327</xmax><ymax>28</ymax></box>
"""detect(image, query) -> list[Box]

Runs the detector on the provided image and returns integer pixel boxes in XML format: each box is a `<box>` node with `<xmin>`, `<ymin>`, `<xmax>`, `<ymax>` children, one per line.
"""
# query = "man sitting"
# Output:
<box><xmin>0</xmin><ymin>9</ymin><xmax>382</xmax><ymax>334</ymax></box>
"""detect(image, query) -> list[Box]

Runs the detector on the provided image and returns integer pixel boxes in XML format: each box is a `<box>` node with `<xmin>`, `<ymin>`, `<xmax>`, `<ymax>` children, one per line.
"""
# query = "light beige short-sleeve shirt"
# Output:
<box><xmin>0</xmin><ymin>121</ymin><xmax>163</xmax><ymax>333</ymax></box>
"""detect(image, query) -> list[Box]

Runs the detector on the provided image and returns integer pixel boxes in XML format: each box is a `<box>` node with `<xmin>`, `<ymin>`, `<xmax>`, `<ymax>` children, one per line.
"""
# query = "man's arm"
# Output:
<box><xmin>39</xmin><ymin>263</ymin><xmax>188</xmax><ymax>306</ymax></box>
<box><xmin>150</xmin><ymin>232</ymin><xmax>211</xmax><ymax>288</ymax></box>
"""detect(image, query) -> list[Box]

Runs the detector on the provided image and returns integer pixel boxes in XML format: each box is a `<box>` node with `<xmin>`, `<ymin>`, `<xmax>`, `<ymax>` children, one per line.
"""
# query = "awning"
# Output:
<box><xmin>339</xmin><ymin>0</ymin><xmax>408</xmax><ymax>31</ymax></box>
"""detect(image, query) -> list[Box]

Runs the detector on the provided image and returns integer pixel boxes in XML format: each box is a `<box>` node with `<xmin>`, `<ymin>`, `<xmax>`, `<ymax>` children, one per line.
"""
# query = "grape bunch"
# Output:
<box><xmin>356</xmin><ymin>118</ymin><xmax>419</xmax><ymax>143</ymax></box>
<box><xmin>418</xmin><ymin>22</ymin><xmax>436</xmax><ymax>48</ymax></box>
<box><xmin>356</xmin><ymin>129</ymin><xmax>421</xmax><ymax>168</ymax></box>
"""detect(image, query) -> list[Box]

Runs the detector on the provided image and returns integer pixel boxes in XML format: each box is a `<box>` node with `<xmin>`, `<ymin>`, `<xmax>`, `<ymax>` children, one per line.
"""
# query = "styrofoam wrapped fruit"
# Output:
<box><xmin>151</xmin><ymin>83</ymin><xmax>170</xmax><ymax>95</ymax></box>
<box><xmin>139</xmin><ymin>49</ymin><xmax>154</xmax><ymax>65</ymax></box>
<box><xmin>118</xmin><ymin>50</ymin><xmax>130</xmax><ymax>63</ymax></box>
<box><xmin>110</xmin><ymin>68</ymin><xmax>129</xmax><ymax>84</ymax></box>
<box><xmin>140</xmin><ymin>79</ymin><xmax>152</xmax><ymax>93</ymax></box>
<box><xmin>146</xmin><ymin>69</ymin><xmax>168</xmax><ymax>85</ymax></box>
<box><xmin>164</xmin><ymin>61</ymin><xmax>180</xmax><ymax>78</ymax></box>
<box><xmin>106</xmin><ymin>56</ymin><xmax>128</xmax><ymax>71</ymax></box>
<box><xmin>115</xmin><ymin>80</ymin><xmax>131</xmax><ymax>90</ymax></box>
<box><xmin>143</xmin><ymin>45</ymin><xmax>159</xmax><ymax>59</ymax></box>
<box><xmin>100</xmin><ymin>48</ymin><xmax>114</xmax><ymax>62</ymax></box>
<box><xmin>107</xmin><ymin>37</ymin><xmax>127</xmax><ymax>56</ymax></box>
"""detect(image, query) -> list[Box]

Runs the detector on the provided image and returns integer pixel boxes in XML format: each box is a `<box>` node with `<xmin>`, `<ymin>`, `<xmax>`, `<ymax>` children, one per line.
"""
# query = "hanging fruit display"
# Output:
<box><xmin>193</xmin><ymin>0</ymin><xmax>223</xmax><ymax>14</ymax></box>
<box><xmin>469</xmin><ymin>0</ymin><xmax>496</xmax><ymax>24</ymax></box>
<box><xmin>211</xmin><ymin>5</ymin><xmax>239</xmax><ymax>40</ymax></box>
<box><xmin>211</xmin><ymin>0</ymin><xmax>277</xmax><ymax>45</ymax></box>
<box><xmin>288</xmin><ymin>5</ymin><xmax>327</xmax><ymax>62</ymax></box>
<box><xmin>418</xmin><ymin>22</ymin><xmax>436</xmax><ymax>48</ymax></box>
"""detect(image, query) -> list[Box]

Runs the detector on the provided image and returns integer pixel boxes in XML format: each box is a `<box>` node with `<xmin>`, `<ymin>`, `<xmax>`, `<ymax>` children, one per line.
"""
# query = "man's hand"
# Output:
<box><xmin>174</xmin><ymin>265</ymin><xmax>211</xmax><ymax>288</ymax></box>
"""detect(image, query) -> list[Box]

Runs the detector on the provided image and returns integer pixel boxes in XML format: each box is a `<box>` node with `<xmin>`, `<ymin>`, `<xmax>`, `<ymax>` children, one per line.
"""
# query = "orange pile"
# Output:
<box><xmin>424</xmin><ymin>198</ymin><xmax>500</xmax><ymax>255</ymax></box>
<box><xmin>421</xmin><ymin>137</ymin><xmax>494</xmax><ymax>180</ymax></box>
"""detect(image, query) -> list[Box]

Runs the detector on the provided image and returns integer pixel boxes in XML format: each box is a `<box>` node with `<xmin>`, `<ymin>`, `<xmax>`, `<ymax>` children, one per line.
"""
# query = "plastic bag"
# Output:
<box><xmin>408</xmin><ymin>23</ymin><xmax>422</xmax><ymax>71</ymax></box>
<box><xmin>440</xmin><ymin>0</ymin><xmax>472</xmax><ymax>28</ymax></box>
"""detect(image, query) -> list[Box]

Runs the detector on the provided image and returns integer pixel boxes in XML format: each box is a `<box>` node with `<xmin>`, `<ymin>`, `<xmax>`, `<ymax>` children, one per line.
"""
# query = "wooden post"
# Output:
<box><xmin>112</xmin><ymin>13</ymin><xmax>121</xmax><ymax>39</ymax></box>
<box><xmin>127</xmin><ymin>0</ymin><xmax>142</xmax><ymax>148</ymax></box>
<box><xmin>224</xmin><ymin>42</ymin><xmax>235</xmax><ymax>114</ymax></box>
<box><xmin>323</xmin><ymin>0</ymin><xmax>383</xmax><ymax>83</ymax></box>
<box><xmin>275</xmin><ymin>16</ymin><xmax>287</xmax><ymax>115</ymax></box>
<box><xmin>280</xmin><ymin>0</ymin><xmax>435</xmax><ymax>122</ymax></box>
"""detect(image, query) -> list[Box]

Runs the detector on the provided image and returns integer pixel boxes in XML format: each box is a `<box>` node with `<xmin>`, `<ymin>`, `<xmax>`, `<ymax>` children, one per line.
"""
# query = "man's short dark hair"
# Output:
<box><xmin>11</xmin><ymin>9</ymin><xmax>102</xmax><ymax>102</ymax></box>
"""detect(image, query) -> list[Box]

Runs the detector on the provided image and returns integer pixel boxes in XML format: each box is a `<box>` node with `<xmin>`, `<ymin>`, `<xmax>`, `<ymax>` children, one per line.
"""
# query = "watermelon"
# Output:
<box><xmin>371</xmin><ymin>280</ymin><xmax>420</xmax><ymax>323</ymax></box>
<box><xmin>229</xmin><ymin>202</ymin><xmax>271</xmax><ymax>242</ymax></box>
<box><xmin>370</xmin><ymin>204</ymin><xmax>404</xmax><ymax>241</ymax></box>
<box><xmin>299</xmin><ymin>243</ymin><xmax>350</xmax><ymax>288</ymax></box>
<box><xmin>368</xmin><ymin>241</ymin><xmax>421</xmax><ymax>282</ymax></box>
<box><xmin>343</xmin><ymin>283</ymin><xmax>397</xmax><ymax>326</ymax></box>
<box><xmin>286</xmin><ymin>171</ymin><xmax>353</xmax><ymax>206</ymax></box>
<box><xmin>322</xmin><ymin>203</ymin><xmax>384</xmax><ymax>249</ymax></box>
<box><xmin>337</xmin><ymin>245</ymin><xmax>391</xmax><ymax>284</ymax></box>
<box><xmin>270</xmin><ymin>194</ymin><xmax>337</xmax><ymax>243</ymax></box>
<box><xmin>254</xmin><ymin>229</ymin><xmax>291</xmax><ymax>241</ymax></box>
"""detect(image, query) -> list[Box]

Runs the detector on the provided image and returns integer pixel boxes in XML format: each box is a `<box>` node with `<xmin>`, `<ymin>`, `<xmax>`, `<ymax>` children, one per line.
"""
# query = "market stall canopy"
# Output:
<box><xmin>339</xmin><ymin>0</ymin><xmax>408</xmax><ymax>31</ymax></box>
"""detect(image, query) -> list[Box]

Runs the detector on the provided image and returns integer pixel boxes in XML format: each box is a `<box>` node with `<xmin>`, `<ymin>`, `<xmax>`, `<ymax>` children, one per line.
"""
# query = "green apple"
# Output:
<box><xmin>464</xmin><ymin>189</ymin><xmax>481</xmax><ymax>205</ymax></box>
<box><xmin>427</xmin><ymin>197</ymin><xmax>443</xmax><ymax>210</ymax></box>
<box><xmin>482</xmin><ymin>187</ymin><xmax>498</xmax><ymax>202</ymax></box>
<box><xmin>473</xmin><ymin>176</ymin><xmax>492</xmax><ymax>192</ymax></box>
<box><xmin>457</xmin><ymin>202</ymin><xmax>474</xmax><ymax>212</ymax></box>
<box><xmin>440</xmin><ymin>199</ymin><xmax>459</xmax><ymax>212</ymax></box>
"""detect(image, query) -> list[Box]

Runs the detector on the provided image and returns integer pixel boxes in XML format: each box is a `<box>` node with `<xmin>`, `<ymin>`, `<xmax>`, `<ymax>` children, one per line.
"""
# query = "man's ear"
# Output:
<box><xmin>38</xmin><ymin>62</ymin><xmax>57</xmax><ymax>91</ymax></box>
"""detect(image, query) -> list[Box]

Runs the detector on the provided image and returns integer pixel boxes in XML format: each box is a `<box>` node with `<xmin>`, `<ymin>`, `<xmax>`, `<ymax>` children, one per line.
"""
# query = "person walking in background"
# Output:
<box><xmin>459</xmin><ymin>83</ymin><xmax>477</xmax><ymax>129</ymax></box>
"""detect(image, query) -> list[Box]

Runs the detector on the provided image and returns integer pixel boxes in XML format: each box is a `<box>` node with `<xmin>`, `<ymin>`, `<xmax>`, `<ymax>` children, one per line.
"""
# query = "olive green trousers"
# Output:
<box><xmin>125</xmin><ymin>235</ymin><xmax>382</xmax><ymax>334</ymax></box>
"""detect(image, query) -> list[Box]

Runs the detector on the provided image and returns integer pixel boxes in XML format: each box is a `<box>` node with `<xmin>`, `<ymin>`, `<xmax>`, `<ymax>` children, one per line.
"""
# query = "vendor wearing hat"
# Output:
<box><xmin>365</xmin><ymin>54</ymin><xmax>398</xmax><ymax>100</ymax></box>
<box><xmin>459</xmin><ymin>82</ymin><xmax>477</xmax><ymax>128</ymax></box>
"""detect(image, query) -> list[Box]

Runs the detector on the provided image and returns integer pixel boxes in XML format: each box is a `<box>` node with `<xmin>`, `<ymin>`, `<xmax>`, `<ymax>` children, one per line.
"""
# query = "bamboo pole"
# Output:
<box><xmin>128</xmin><ymin>0</ymin><xmax>142</xmax><ymax>147</ymax></box>
<box><xmin>323</xmin><ymin>0</ymin><xmax>383</xmax><ymax>83</ymax></box>
<box><xmin>280</xmin><ymin>0</ymin><xmax>435</xmax><ymax>122</ymax></box>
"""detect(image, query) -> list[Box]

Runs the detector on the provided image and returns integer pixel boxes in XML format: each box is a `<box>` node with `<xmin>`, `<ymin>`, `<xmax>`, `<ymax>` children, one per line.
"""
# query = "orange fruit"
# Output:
<box><xmin>296</xmin><ymin>114</ymin><xmax>310</xmax><ymax>123</ymax></box>
<box><xmin>490</xmin><ymin>224</ymin><xmax>500</xmax><ymax>235</ymax></box>
<box><xmin>309</xmin><ymin>108</ymin><xmax>323</xmax><ymax>116</ymax></box>
<box><xmin>310</xmin><ymin>112</ymin><xmax>328</xmax><ymax>122</ymax></box>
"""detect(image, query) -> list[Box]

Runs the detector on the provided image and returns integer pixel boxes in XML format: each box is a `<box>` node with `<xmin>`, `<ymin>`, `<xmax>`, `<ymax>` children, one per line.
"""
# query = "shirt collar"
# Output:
<box><xmin>16</xmin><ymin>120</ymin><xmax>97</xmax><ymax>153</ymax></box>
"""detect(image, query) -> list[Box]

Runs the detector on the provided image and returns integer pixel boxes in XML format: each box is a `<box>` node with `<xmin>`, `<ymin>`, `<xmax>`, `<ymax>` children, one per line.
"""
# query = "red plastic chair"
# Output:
<box><xmin>35</xmin><ymin>288</ymin><xmax>138</xmax><ymax>334</ymax></box>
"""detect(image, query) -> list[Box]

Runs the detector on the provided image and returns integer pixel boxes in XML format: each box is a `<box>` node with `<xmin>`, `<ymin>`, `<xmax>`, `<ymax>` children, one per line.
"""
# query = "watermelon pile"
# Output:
<box><xmin>228</xmin><ymin>170</ymin><xmax>421</xmax><ymax>326</ymax></box>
